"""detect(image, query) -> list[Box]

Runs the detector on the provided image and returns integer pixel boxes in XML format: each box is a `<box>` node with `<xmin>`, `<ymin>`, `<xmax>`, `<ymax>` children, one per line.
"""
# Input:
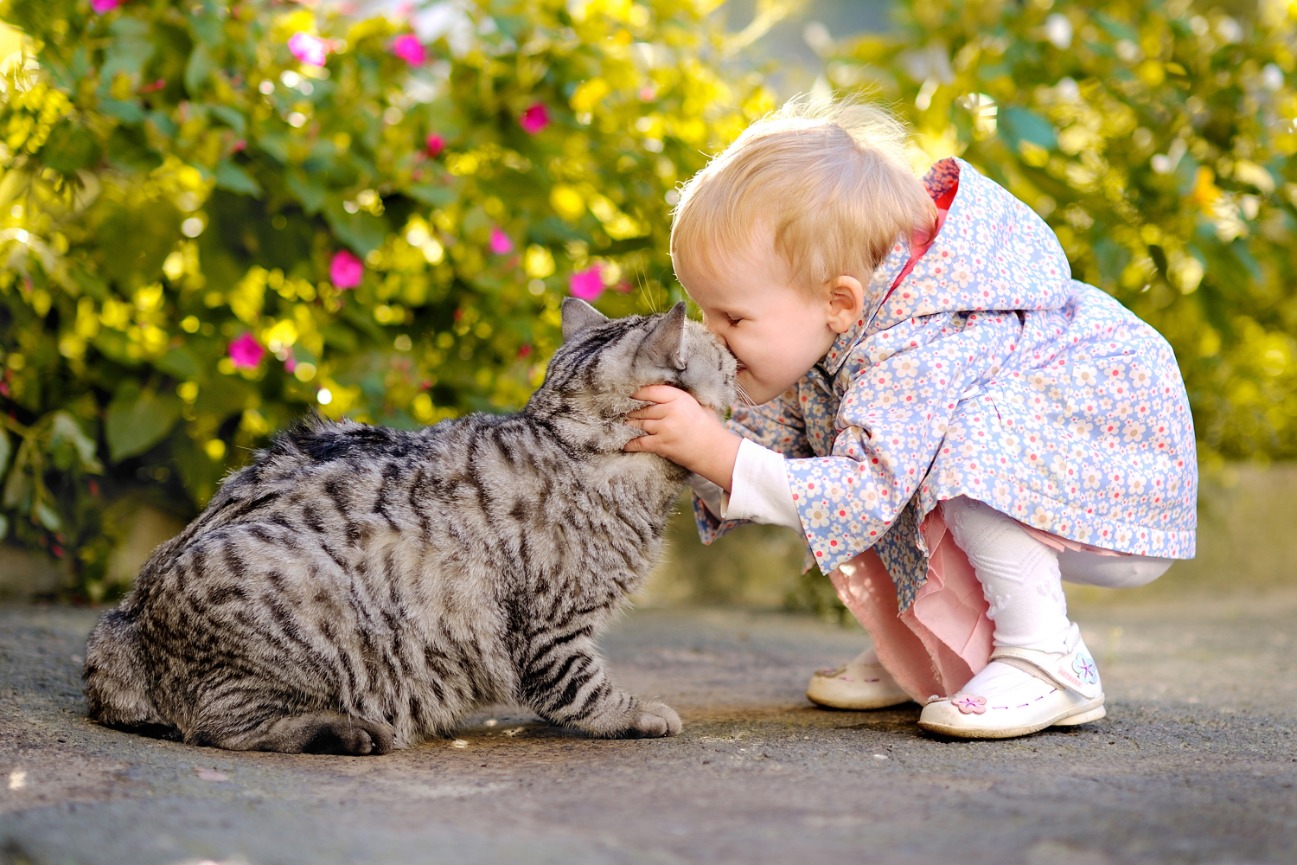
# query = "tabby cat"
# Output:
<box><xmin>83</xmin><ymin>299</ymin><xmax>736</xmax><ymax>754</ymax></box>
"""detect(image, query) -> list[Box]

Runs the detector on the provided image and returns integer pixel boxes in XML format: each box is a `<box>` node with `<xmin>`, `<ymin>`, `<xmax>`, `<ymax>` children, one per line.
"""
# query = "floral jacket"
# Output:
<box><xmin>696</xmin><ymin>158</ymin><xmax>1198</xmax><ymax>610</ymax></box>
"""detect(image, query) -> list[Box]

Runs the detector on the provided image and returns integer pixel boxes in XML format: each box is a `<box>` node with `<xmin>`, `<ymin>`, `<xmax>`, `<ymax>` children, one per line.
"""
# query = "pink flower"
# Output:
<box><xmin>569</xmin><ymin>264</ymin><xmax>604</xmax><ymax>301</ymax></box>
<box><xmin>520</xmin><ymin>103</ymin><xmax>549</xmax><ymax>134</ymax></box>
<box><xmin>283</xmin><ymin>353</ymin><xmax>298</xmax><ymax>374</ymax></box>
<box><xmin>288</xmin><ymin>33</ymin><xmax>329</xmax><ymax>67</ymax></box>
<box><xmin>424</xmin><ymin>133</ymin><xmax>445</xmax><ymax>157</ymax></box>
<box><xmin>92</xmin><ymin>0</ymin><xmax>122</xmax><ymax>12</ymax></box>
<box><xmin>229</xmin><ymin>334</ymin><xmax>266</xmax><ymax>370</ymax></box>
<box><xmin>951</xmin><ymin>694</ymin><xmax>987</xmax><ymax>715</ymax></box>
<box><xmin>330</xmin><ymin>249</ymin><xmax>364</xmax><ymax>289</ymax></box>
<box><xmin>489</xmin><ymin>227</ymin><xmax>513</xmax><ymax>255</ymax></box>
<box><xmin>391</xmin><ymin>34</ymin><xmax>426</xmax><ymax>66</ymax></box>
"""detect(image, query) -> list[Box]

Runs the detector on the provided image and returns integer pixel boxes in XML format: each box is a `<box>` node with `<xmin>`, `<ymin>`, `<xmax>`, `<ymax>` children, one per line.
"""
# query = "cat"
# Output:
<box><xmin>83</xmin><ymin>298</ymin><xmax>736</xmax><ymax>754</ymax></box>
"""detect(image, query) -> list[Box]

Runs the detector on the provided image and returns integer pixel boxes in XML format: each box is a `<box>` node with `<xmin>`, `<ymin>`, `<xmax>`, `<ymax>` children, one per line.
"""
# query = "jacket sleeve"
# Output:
<box><xmin>693</xmin><ymin>388</ymin><xmax>814</xmax><ymax>544</ymax></box>
<box><xmin>786</xmin><ymin>311</ymin><xmax>1017</xmax><ymax>573</ymax></box>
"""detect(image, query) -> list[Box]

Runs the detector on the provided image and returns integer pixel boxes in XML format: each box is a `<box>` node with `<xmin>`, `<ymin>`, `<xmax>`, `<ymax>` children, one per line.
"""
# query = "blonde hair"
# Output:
<box><xmin>670</xmin><ymin>96</ymin><xmax>936</xmax><ymax>295</ymax></box>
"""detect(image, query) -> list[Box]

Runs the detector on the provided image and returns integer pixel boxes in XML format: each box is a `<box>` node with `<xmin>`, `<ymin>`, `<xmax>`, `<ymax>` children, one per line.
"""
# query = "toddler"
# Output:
<box><xmin>624</xmin><ymin>97</ymin><xmax>1197</xmax><ymax>739</ymax></box>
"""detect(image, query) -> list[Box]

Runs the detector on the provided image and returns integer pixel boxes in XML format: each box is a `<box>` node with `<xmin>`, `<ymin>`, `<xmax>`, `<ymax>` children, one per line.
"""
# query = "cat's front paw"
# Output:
<box><xmin>627</xmin><ymin>701</ymin><xmax>682</xmax><ymax>738</ymax></box>
<box><xmin>301</xmin><ymin>716</ymin><xmax>395</xmax><ymax>755</ymax></box>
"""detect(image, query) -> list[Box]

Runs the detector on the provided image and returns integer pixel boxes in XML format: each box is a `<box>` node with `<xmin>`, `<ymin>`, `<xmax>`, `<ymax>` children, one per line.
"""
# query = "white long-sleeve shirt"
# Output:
<box><xmin>689</xmin><ymin>438</ymin><xmax>802</xmax><ymax>531</ymax></box>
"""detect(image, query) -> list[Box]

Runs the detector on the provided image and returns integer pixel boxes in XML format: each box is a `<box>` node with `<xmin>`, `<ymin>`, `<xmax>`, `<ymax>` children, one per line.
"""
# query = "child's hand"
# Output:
<box><xmin>624</xmin><ymin>385</ymin><xmax>741</xmax><ymax>491</ymax></box>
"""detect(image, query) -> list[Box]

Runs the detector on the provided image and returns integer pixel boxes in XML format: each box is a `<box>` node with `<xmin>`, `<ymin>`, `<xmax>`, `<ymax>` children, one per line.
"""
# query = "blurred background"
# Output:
<box><xmin>0</xmin><ymin>0</ymin><xmax>1293</xmax><ymax>610</ymax></box>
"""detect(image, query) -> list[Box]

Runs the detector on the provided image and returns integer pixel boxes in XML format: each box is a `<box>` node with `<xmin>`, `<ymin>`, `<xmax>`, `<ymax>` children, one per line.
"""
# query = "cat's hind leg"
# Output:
<box><xmin>83</xmin><ymin>609</ymin><xmax>171</xmax><ymax>732</ymax></box>
<box><xmin>188</xmin><ymin>710</ymin><xmax>396</xmax><ymax>755</ymax></box>
<box><xmin>521</xmin><ymin>639</ymin><xmax>681</xmax><ymax>739</ymax></box>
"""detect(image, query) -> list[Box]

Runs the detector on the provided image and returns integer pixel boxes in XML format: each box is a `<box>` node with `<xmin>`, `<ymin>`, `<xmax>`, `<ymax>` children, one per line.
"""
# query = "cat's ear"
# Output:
<box><xmin>642</xmin><ymin>301</ymin><xmax>688</xmax><ymax>371</ymax></box>
<box><xmin>561</xmin><ymin>297</ymin><xmax>609</xmax><ymax>341</ymax></box>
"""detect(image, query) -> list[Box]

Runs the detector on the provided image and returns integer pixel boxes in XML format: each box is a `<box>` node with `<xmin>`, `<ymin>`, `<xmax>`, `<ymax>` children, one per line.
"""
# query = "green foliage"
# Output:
<box><xmin>0</xmin><ymin>0</ymin><xmax>773</xmax><ymax>596</ymax></box>
<box><xmin>4</xmin><ymin>0</ymin><xmax>1296</xmax><ymax>603</ymax></box>
<box><xmin>828</xmin><ymin>0</ymin><xmax>1297</xmax><ymax>464</ymax></box>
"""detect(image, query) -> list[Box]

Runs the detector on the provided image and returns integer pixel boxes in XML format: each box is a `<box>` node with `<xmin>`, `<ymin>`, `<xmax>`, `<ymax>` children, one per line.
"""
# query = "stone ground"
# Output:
<box><xmin>2</xmin><ymin>584</ymin><xmax>1296</xmax><ymax>865</ymax></box>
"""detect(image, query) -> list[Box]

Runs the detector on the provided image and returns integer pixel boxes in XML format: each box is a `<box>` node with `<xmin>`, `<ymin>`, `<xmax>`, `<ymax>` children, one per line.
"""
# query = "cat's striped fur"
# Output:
<box><xmin>83</xmin><ymin>299</ymin><xmax>736</xmax><ymax>754</ymax></box>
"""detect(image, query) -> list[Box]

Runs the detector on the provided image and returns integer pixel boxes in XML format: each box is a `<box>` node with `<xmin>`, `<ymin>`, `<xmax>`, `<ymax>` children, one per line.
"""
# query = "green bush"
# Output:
<box><xmin>4</xmin><ymin>0</ymin><xmax>1296</xmax><ymax>603</ymax></box>
<box><xmin>827</xmin><ymin>0</ymin><xmax>1297</xmax><ymax>465</ymax></box>
<box><xmin>0</xmin><ymin>0</ymin><xmax>773</xmax><ymax>597</ymax></box>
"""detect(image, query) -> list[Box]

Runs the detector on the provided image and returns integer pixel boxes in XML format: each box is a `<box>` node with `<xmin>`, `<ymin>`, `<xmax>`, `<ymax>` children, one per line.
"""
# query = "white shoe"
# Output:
<box><xmin>806</xmin><ymin>648</ymin><xmax>911</xmax><ymax>710</ymax></box>
<box><xmin>918</xmin><ymin>623</ymin><xmax>1105</xmax><ymax>739</ymax></box>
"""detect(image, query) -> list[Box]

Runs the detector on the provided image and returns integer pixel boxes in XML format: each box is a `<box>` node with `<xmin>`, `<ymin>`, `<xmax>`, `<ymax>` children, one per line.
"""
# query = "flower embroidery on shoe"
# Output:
<box><xmin>1072</xmin><ymin>653</ymin><xmax>1099</xmax><ymax>685</ymax></box>
<box><xmin>951</xmin><ymin>694</ymin><xmax>987</xmax><ymax>715</ymax></box>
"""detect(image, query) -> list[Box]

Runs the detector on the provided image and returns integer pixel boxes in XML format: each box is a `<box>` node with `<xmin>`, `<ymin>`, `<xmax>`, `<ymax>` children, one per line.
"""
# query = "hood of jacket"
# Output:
<box><xmin>819</xmin><ymin>158</ymin><xmax>1077</xmax><ymax>374</ymax></box>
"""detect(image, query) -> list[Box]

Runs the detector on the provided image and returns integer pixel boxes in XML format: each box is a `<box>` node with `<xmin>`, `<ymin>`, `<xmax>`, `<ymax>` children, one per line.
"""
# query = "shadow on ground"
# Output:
<box><xmin>2</xmin><ymin>584</ymin><xmax>1296</xmax><ymax>865</ymax></box>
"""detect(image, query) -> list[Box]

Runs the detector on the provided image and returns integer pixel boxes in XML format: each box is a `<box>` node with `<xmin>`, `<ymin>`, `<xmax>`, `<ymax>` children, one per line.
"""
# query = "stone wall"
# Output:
<box><xmin>2</xmin><ymin>463</ymin><xmax>1293</xmax><ymax>606</ymax></box>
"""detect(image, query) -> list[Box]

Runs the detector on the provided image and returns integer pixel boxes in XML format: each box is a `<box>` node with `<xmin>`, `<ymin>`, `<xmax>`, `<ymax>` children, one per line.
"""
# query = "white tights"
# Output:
<box><xmin>941</xmin><ymin>496</ymin><xmax>1171</xmax><ymax>652</ymax></box>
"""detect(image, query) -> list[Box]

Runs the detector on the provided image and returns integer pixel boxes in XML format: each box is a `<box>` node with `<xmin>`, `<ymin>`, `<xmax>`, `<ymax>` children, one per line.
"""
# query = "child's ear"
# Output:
<box><xmin>826</xmin><ymin>276</ymin><xmax>865</xmax><ymax>334</ymax></box>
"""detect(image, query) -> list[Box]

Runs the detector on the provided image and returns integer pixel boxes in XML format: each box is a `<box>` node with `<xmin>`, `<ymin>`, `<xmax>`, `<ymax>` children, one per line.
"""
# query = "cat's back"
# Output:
<box><xmin>182</xmin><ymin>415</ymin><xmax>469</xmax><ymax>531</ymax></box>
<box><xmin>122</xmin><ymin>417</ymin><xmax>449</xmax><ymax>615</ymax></box>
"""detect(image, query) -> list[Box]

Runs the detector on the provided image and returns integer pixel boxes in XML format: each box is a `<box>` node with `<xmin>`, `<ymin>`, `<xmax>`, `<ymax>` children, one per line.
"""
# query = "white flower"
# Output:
<box><xmin>1073</xmin><ymin>365</ymin><xmax>1098</xmax><ymax>388</ymax></box>
<box><xmin>892</xmin><ymin>356</ymin><xmax>921</xmax><ymax>378</ymax></box>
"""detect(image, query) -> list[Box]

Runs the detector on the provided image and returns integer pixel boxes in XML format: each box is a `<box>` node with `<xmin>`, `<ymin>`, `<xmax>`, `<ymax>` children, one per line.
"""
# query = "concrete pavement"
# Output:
<box><xmin>2</xmin><ymin>584</ymin><xmax>1296</xmax><ymax>865</ymax></box>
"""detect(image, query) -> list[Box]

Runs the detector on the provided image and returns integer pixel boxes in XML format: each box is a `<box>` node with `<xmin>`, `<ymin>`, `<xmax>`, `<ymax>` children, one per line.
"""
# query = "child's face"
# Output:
<box><xmin>680</xmin><ymin>241</ymin><xmax>842</xmax><ymax>406</ymax></box>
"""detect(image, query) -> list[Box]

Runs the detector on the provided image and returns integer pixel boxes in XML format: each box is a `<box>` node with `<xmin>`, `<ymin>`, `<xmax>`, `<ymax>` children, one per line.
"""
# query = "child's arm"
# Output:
<box><xmin>688</xmin><ymin>440</ymin><xmax>802</xmax><ymax>529</ymax></box>
<box><xmin>625</xmin><ymin>385</ymin><xmax>803</xmax><ymax>530</ymax></box>
<box><xmin>623</xmin><ymin>384</ymin><xmax>742</xmax><ymax>490</ymax></box>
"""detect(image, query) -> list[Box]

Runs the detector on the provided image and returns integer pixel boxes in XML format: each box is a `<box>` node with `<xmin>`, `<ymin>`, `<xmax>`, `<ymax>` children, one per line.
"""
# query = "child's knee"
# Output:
<box><xmin>1058</xmin><ymin>550</ymin><xmax>1171</xmax><ymax>588</ymax></box>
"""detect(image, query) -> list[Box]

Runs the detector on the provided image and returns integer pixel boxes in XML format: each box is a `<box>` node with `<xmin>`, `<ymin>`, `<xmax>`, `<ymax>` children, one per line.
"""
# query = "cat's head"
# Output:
<box><xmin>530</xmin><ymin>300</ymin><xmax>737</xmax><ymax>442</ymax></box>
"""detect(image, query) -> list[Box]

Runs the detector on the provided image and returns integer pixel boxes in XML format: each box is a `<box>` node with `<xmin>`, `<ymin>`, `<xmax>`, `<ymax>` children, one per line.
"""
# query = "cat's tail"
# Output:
<box><xmin>83</xmin><ymin>609</ymin><xmax>173</xmax><ymax>736</ymax></box>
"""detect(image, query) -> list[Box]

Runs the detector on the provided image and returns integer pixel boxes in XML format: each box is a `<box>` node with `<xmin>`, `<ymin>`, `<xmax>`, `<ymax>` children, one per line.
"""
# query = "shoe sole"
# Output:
<box><xmin>806</xmin><ymin>691</ymin><xmax>913</xmax><ymax>711</ymax></box>
<box><xmin>917</xmin><ymin>699</ymin><xmax>1106</xmax><ymax>740</ymax></box>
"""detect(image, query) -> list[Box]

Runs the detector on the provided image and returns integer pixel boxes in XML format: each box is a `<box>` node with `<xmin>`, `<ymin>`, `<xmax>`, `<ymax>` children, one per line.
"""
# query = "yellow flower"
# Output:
<box><xmin>1190</xmin><ymin>166</ymin><xmax>1221</xmax><ymax>214</ymax></box>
